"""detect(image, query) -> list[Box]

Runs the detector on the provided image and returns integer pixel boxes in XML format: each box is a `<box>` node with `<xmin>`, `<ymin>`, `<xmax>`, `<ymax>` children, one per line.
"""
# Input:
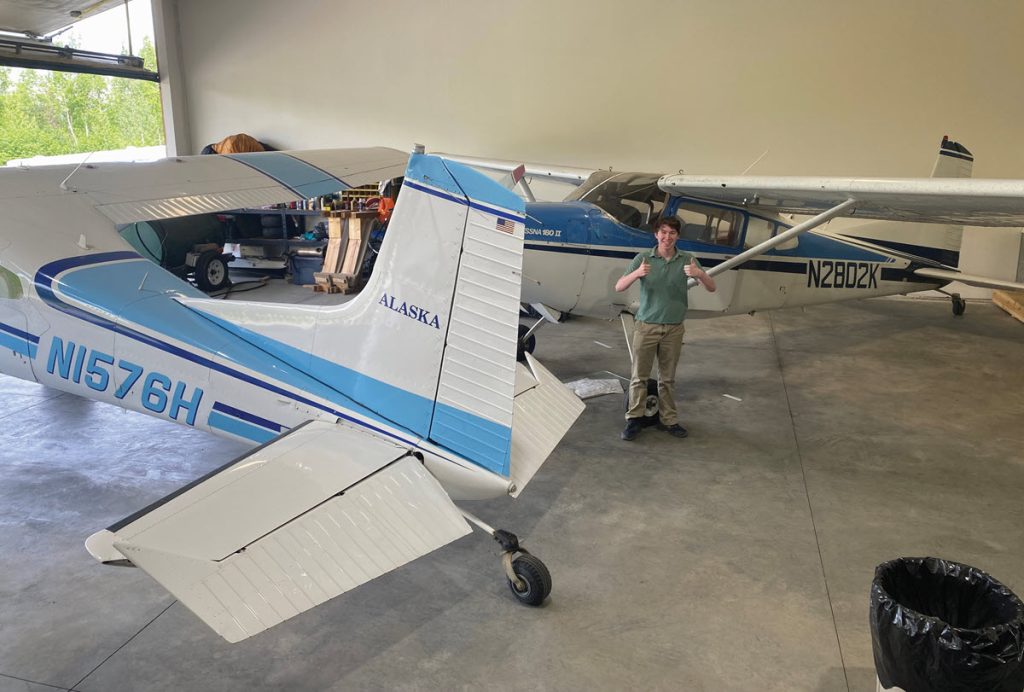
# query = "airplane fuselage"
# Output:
<box><xmin>0</xmin><ymin>194</ymin><xmax>510</xmax><ymax>502</ymax></box>
<box><xmin>521</xmin><ymin>199</ymin><xmax>941</xmax><ymax>319</ymax></box>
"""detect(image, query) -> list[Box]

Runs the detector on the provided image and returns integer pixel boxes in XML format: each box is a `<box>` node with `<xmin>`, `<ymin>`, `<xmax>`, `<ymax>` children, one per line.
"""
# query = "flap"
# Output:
<box><xmin>658</xmin><ymin>175</ymin><xmax>1024</xmax><ymax>227</ymax></box>
<box><xmin>87</xmin><ymin>421</ymin><xmax>471</xmax><ymax>642</ymax></box>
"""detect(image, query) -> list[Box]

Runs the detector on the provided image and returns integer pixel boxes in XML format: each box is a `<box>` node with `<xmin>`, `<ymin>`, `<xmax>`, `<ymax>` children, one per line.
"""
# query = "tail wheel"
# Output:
<box><xmin>195</xmin><ymin>250</ymin><xmax>229</xmax><ymax>292</ymax></box>
<box><xmin>952</xmin><ymin>295</ymin><xmax>966</xmax><ymax>317</ymax></box>
<box><xmin>507</xmin><ymin>553</ymin><xmax>552</xmax><ymax>606</ymax></box>
<box><xmin>516</xmin><ymin>324</ymin><xmax>536</xmax><ymax>362</ymax></box>
<box><xmin>623</xmin><ymin>380</ymin><xmax>660</xmax><ymax>427</ymax></box>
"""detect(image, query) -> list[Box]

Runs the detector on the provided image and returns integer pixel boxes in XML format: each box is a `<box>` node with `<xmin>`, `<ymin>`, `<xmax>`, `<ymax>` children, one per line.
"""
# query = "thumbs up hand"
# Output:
<box><xmin>636</xmin><ymin>258</ymin><xmax>651</xmax><ymax>278</ymax></box>
<box><xmin>684</xmin><ymin>258</ymin><xmax>703</xmax><ymax>279</ymax></box>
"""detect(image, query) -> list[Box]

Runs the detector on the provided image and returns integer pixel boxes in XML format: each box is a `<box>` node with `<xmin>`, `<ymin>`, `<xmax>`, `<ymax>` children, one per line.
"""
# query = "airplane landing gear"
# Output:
<box><xmin>461</xmin><ymin>510</ymin><xmax>552</xmax><ymax>606</ymax></box>
<box><xmin>623</xmin><ymin>380</ymin><xmax>660</xmax><ymax>427</ymax></box>
<box><xmin>951</xmin><ymin>293</ymin><xmax>966</xmax><ymax>317</ymax></box>
<box><xmin>517</xmin><ymin>324</ymin><xmax>537</xmax><ymax>362</ymax></box>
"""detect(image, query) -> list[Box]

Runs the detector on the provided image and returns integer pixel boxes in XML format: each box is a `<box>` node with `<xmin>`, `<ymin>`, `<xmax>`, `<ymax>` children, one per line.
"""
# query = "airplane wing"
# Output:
<box><xmin>85</xmin><ymin>420</ymin><xmax>471</xmax><ymax>643</ymax></box>
<box><xmin>11</xmin><ymin>147</ymin><xmax>409</xmax><ymax>225</ymax></box>
<box><xmin>658</xmin><ymin>175</ymin><xmax>1024</xmax><ymax>227</ymax></box>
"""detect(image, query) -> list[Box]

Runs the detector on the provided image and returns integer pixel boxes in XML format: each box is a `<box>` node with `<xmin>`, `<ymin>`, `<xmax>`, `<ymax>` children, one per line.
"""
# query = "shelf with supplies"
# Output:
<box><xmin>223</xmin><ymin>208</ymin><xmax>381</xmax><ymax>292</ymax></box>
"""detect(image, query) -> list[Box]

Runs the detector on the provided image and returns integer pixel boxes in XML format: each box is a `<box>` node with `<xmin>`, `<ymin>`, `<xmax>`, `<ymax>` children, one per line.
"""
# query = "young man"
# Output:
<box><xmin>614</xmin><ymin>217</ymin><xmax>716</xmax><ymax>441</ymax></box>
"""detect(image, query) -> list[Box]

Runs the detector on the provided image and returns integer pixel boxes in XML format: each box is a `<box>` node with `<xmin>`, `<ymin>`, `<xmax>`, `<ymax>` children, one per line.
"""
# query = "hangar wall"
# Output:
<box><xmin>164</xmin><ymin>0</ymin><xmax>1024</xmax><ymax>294</ymax></box>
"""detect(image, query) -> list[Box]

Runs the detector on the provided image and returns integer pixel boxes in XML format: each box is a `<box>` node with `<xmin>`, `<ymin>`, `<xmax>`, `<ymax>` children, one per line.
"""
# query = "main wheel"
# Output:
<box><xmin>195</xmin><ymin>250</ymin><xmax>229</xmax><ymax>292</ymax></box>
<box><xmin>516</xmin><ymin>324</ymin><xmax>537</xmax><ymax>362</ymax></box>
<box><xmin>952</xmin><ymin>295</ymin><xmax>966</xmax><ymax>316</ymax></box>
<box><xmin>507</xmin><ymin>553</ymin><xmax>552</xmax><ymax>606</ymax></box>
<box><xmin>623</xmin><ymin>380</ymin><xmax>660</xmax><ymax>427</ymax></box>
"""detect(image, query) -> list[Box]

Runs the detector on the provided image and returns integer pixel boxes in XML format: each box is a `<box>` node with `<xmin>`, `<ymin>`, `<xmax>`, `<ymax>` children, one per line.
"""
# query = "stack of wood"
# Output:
<box><xmin>993</xmin><ymin>290</ymin><xmax>1024</xmax><ymax>324</ymax></box>
<box><xmin>313</xmin><ymin>210</ymin><xmax>378</xmax><ymax>294</ymax></box>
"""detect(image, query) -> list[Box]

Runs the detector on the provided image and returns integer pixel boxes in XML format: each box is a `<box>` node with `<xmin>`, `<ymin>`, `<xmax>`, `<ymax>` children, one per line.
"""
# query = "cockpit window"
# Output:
<box><xmin>670</xmin><ymin>200</ymin><xmax>742</xmax><ymax>247</ymax></box>
<box><xmin>566</xmin><ymin>172</ymin><xmax>666</xmax><ymax>230</ymax></box>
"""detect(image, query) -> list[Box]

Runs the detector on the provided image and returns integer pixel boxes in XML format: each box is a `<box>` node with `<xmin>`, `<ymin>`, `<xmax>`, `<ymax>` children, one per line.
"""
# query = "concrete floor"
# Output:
<box><xmin>1</xmin><ymin>290</ymin><xmax>1022</xmax><ymax>691</ymax></box>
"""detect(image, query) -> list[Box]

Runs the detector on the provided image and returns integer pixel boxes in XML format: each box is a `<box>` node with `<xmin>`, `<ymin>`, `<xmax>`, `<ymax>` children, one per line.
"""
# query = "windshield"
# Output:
<box><xmin>566</xmin><ymin>171</ymin><xmax>665</xmax><ymax>230</ymax></box>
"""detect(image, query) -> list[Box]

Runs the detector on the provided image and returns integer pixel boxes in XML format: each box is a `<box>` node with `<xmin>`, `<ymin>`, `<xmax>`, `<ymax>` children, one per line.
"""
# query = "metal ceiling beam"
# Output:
<box><xmin>0</xmin><ymin>36</ymin><xmax>158</xmax><ymax>81</ymax></box>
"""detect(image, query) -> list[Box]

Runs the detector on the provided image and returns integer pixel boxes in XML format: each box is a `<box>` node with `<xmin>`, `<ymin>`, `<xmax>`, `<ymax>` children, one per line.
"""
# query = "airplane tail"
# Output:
<box><xmin>835</xmin><ymin>136</ymin><xmax>971</xmax><ymax>267</ymax></box>
<box><xmin>180</xmin><ymin>152</ymin><xmax>582</xmax><ymax>481</ymax></box>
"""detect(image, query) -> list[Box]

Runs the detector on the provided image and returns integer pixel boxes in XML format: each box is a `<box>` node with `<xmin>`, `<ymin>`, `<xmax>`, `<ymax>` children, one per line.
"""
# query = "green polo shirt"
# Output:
<box><xmin>624</xmin><ymin>247</ymin><xmax>702</xmax><ymax>324</ymax></box>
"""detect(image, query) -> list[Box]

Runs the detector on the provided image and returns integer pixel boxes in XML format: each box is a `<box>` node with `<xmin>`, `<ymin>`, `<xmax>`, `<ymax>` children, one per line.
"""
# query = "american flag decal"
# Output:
<box><xmin>496</xmin><ymin>218</ymin><xmax>516</xmax><ymax>234</ymax></box>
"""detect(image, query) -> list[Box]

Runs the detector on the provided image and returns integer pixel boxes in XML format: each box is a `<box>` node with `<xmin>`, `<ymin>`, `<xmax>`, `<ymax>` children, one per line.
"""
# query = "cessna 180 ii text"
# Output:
<box><xmin>0</xmin><ymin>147</ymin><xmax>584</xmax><ymax>642</ymax></box>
<box><xmin>443</xmin><ymin>138</ymin><xmax>1024</xmax><ymax>357</ymax></box>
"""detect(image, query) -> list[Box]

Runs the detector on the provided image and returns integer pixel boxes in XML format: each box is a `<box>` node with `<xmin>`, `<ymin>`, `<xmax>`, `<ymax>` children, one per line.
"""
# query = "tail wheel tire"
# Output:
<box><xmin>517</xmin><ymin>324</ymin><xmax>537</xmax><ymax>362</ymax></box>
<box><xmin>623</xmin><ymin>380</ymin><xmax>660</xmax><ymax>427</ymax></box>
<box><xmin>507</xmin><ymin>553</ymin><xmax>552</xmax><ymax>606</ymax></box>
<box><xmin>195</xmin><ymin>251</ymin><xmax>229</xmax><ymax>292</ymax></box>
<box><xmin>952</xmin><ymin>296</ymin><xmax>966</xmax><ymax>316</ymax></box>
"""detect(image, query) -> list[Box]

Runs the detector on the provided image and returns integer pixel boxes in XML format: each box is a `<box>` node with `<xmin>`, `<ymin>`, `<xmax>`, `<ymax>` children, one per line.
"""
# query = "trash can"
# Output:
<box><xmin>870</xmin><ymin>557</ymin><xmax>1024</xmax><ymax>691</ymax></box>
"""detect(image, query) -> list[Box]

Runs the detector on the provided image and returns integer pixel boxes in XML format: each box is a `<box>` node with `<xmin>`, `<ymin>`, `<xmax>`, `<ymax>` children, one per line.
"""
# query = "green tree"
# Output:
<box><xmin>0</xmin><ymin>37</ymin><xmax>164</xmax><ymax>165</ymax></box>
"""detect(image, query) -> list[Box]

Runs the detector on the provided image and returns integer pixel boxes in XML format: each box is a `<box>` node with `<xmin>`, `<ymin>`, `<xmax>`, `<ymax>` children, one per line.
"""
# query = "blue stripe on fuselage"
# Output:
<box><xmin>33</xmin><ymin>255</ymin><xmax>427</xmax><ymax>452</ymax></box>
<box><xmin>212</xmin><ymin>401</ymin><xmax>283</xmax><ymax>433</ymax></box>
<box><xmin>193</xmin><ymin>308</ymin><xmax>512</xmax><ymax>476</ymax></box>
<box><xmin>0</xmin><ymin>331</ymin><xmax>36</xmax><ymax>358</ymax></box>
<box><xmin>34</xmin><ymin>252</ymin><xmax>504</xmax><ymax>476</ymax></box>
<box><xmin>525</xmin><ymin>201</ymin><xmax>894</xmax><ymax>265</ymax></box>
<box><xmin>208</xmin><ymin>411</ymin><xmax>278</xmax><ymax>444</ymax></box>
<box><xmin>0</xmin><ymin>321</ymin><xmax>40</xmax><ymax>344</ymax></box>
<box><xmin>226</xmin><ymin>152</ymin><xmax>351</xmax><ymax>198</ymax></box>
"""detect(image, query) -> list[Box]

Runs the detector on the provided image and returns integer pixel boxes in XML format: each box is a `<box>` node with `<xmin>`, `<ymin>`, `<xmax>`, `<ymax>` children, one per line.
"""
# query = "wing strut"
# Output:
<box><xmin>688</xmin><ymin>198</ymin><xmax>857</xmax><ymax>288</ymax></box>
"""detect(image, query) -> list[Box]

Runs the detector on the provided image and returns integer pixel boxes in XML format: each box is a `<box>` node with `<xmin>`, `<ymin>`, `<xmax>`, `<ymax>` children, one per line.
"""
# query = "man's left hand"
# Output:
<box><xmin>684</xmin><ymin>259</ymin><xmax>703</xmax><ymax>279</ymax></box>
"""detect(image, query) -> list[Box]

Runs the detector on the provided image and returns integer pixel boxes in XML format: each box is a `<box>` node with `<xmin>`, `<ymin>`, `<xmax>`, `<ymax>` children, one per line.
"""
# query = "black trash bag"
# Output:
<box><xmin>870</xmin><ymin>557</ymin><xmax>1024</xmax><ymax>692</ymax></box>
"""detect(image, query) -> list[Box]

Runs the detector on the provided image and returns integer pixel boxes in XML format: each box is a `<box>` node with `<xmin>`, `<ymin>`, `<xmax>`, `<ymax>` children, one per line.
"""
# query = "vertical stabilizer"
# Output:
<box><xmin>178</xmin><ymin>153</ymin><xmax>529</xmax><ymax>476</ymax></box>
<box><xmin>931</xmin><ymin>136</ymin><xmax>974</xmax><ymax>178</ymax></box>
<box><xmin>835</xmin><ymin>136</ymin><xmax>972</xmax><ymax>267</ymax></box>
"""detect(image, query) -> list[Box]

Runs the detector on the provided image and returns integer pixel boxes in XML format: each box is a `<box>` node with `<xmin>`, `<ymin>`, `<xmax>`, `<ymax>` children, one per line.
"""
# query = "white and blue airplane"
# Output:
<box><xmin>0</xmin><ymin>147</ymin><xmax>584</xmax><ymax>642</ymax></box>
<box><xmin>444</xmin><ymin>138</ymin><xmax>1024</xmax><ymax>359</ymax></box>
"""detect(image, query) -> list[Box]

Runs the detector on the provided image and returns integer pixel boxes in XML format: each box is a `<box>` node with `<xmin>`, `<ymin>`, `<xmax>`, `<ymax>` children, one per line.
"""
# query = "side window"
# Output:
<box><xmin>773</xmin><ymin>223</ymin><xmax>800</xmax><ymax>251</ymax></box>
<box><xmin>744</xmin><ymin>217</ymin><xmax>773</xmax><ymax>249</ymax></box>
<box><xmin>672</xmin><ymin>201</ymin><xmax>743</xmax><ymax>247</ymax></box>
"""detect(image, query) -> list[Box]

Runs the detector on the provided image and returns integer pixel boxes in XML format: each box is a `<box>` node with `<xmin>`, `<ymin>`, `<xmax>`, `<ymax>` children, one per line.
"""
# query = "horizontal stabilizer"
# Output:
<box><xmin>508</xmin><ymin>353</ymin><xmax>585</xmax><ymax>497</ymax></box>
<box><xmin>86</xmin><ymin>421</ymin><xmax>470</xmax><ymax>642</ymax></box>
<box><xmin>913</xmin><ymin>267</ymin><xmax>1024</xmax><ymax>292</ymax></box>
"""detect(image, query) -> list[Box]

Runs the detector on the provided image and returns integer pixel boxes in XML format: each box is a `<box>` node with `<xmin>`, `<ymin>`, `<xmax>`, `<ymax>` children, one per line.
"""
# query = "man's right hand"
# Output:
<box><xmin>636</xmin><ymin>259</ymin><xmax>650</xmax><ymax>278</ymax></box>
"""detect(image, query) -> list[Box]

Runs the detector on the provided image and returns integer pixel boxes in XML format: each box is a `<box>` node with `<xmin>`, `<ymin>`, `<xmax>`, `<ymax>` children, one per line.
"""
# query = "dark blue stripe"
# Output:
<box><xmin>702</xmin><ymin>257</ymin><xmax>807</xmax><ymax>275</ymax></box>
<box><xmin>404</xmin><ymin>179</ymin><xmax>524</xmax><ymax>223</ymax></box>
<box><xmin>31</xmin><ymin>254</ymin><xmax>447</xmax><ymax>460</ymax></box>
<box><xmin>938</xmin><ymin>150</ymin><xmax>973</xmax><ymax>162</ymax></box>
<box><xmin>212</xmin><ymin>401</ymin><xmax>283</xmax><ymax>433</ymax></box>
<box><xmin>846</xmin><ymin>236</ymin><xmax>960</xmax><ymax>267</ymax></box>
<box><xmin>525</xmin><ymin>243</ymin><xmax>809</xmax><ymax>275</ymax></box>
<box><xmin>0</xmin><ymin>321</ymin><xmax>39</xmax><ymax>343</ymax></box>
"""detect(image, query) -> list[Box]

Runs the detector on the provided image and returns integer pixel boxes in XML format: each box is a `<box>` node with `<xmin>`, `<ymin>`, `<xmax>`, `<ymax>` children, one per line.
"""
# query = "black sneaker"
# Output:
<box><xmin>621</xmin><ymin>420</ymin><xmax>642</xmax><ymax>441</ymax></box>
<box><xmin>658</xmin><ymin>423</ymin><xmax>688</xmax><ymax>438</ymax></box>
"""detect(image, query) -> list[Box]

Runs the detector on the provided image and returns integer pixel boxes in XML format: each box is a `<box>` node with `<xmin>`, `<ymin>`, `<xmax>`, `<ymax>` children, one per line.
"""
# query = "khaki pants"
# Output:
<box><xmin>626</xmin><ymin>320</ymin><xmax>685</xmax><ymax>425</ymax></box>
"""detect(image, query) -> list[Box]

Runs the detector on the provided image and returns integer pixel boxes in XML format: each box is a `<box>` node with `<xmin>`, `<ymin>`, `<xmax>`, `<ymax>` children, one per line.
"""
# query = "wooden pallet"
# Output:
<box><xmin>993</xmin><ymin>290</ymin><xmax>1024</xmax><ymax>324</ymax></box>
<box><xmin>313</xmin><ymin>272</ymin><xmax>356</xmax><ymax>294</ymax></box>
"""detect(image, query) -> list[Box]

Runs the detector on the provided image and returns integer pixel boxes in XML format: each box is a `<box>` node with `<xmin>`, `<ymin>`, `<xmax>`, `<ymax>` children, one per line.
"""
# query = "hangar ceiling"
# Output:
<box><xmin>0</xmin><ymin>0</ymin><xmax>157</xmax><ymax>80</ymax></box>
<box><xmin>0</xmin><ymin>0</ymin><xmax>124</xmax><ymax>37</ymax></box>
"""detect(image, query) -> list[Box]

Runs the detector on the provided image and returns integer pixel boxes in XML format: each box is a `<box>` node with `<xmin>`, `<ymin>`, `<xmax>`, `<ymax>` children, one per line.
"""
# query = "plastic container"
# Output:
<box><xmin>870</xmin><ymin>556</ymin><xmax>1024</xmax><ymax>691</ymax></box>
<box><xmin>288</xmin><ymin>254</ymin><xmax>321</xmax><ymax>286</ymax></box>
